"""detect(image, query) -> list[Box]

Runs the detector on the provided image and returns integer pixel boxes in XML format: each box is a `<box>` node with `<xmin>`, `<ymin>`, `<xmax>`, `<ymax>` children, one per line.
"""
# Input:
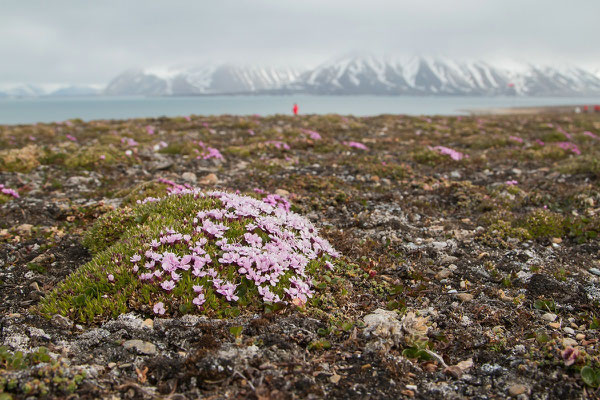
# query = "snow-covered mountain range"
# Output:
<box><xmin>103</xmin><ymin>65</ymin><xmax>302</xmax><ymax>96</ymax></box>
<box><xmin>3</xmin><ymin>55</ymin><xmax>600</xmax><ymax>97</ymax></box>
<box><xmin>0</xmin><ymin>84</ymin><xmax>102</xmax><ymax>98</ymax></box>
<box><xmin>288</xmin><ymin>55</ymin><xmax>600</xmax><ymax>96</ymax></box>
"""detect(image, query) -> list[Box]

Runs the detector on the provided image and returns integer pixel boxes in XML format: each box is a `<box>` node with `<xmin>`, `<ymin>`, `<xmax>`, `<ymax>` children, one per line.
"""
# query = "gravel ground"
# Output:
<box><xmin>1</xmin><ymin>112</ymin><xmax>599</xmax><ymax>399</ymax></box>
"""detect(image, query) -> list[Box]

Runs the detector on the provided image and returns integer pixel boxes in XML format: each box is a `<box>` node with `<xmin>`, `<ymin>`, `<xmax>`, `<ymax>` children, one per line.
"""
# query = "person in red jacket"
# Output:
<box><xmin>293</xmin><ymin>103</ymin><xmax>299</xmax><ymax>115</ymax></box>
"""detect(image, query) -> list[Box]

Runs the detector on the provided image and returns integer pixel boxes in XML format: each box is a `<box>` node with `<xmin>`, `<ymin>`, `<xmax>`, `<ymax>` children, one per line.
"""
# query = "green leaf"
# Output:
<box><xmin>229</xmin><ymin>326</ymin><xmax>243</xmax><ymax>338</ymax></box>
<box><xmin>317</xmin><ymin>328</ymin><xmax>329</xmax><ymax>336</ymax></box>
<box><xmin>581</xmin><ymin>366</ymin><xmax>600</xmax><ymax>388</ymax></box>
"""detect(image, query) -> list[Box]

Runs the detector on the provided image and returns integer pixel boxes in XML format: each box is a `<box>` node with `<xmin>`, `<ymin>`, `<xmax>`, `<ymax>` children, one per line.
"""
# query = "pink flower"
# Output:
<box><xmin>0</xmin><ymin>184</ymin><xmax>19</xmax><ymax>199</ymax></box>
<box><xmin>430</xmin><ymin>146</ymin><xmax>465</xmax><ymax>161</ymax></box>
<box><xmin>193</xmin><ymin>285</ymin><xmax>204</xmax><ymax>293</ymax></box>
<box><xmin>160</xmin><ymin>280</ymin><xmax>176</xmax><ymax>291</ymax></box>
<box><xmin>66</xmin><ymin>134</ymin><xmax>77</xmax><ymax>142</ymax></box>
<box><xmin>153</xmin><ymin>302</ymin><xmax>166</xmax><ymax>315</ymax></box>
<box><xmin>583</xmin><ymin>131</ymin><xmax>598</xmax><ymax>140</ymax></box>
<box><xmin>343</xmin><ymin>141</ymin><xmax>368</xmax><ymax>150</ymax></box>
<box><xmin>556</xmin><ymin>142</ymin><xmax>581</xmax><ymax>155</ymax></box>
<box><xmin>509</xmin><ymin>135</ymin><xmax>524</xmax><ymax>144</ymax></box>
<box><xmin>146</xmin><ymin>126</ymin><xmax>155</xmax><ymax>135</ymax></box>
<box><xmin>193</xmin><ymin>294</ymin><xmax>206</xmax><ymax>306</ymax></box>
<box><xmin>99</xmin><ymin>155</ymin><xmax>106</xmax><ymax>160</ymax></box>
<box><xmin>130</xmin><ymin>254</ymin><xmax>142</xmax><ymax>263</ymax></box>
<box><xmin>107</xmin><ymin>274</ymin><xmax>115</xmax><ymax>282</ymax></box>
<box><xmin>505</xmin><ymin>180</ymin><xmax>518</xmax><ymax>186</ymax></box>
<box><xmin>244</xmin><ymin>232</ymin><xmax>263</xmax><ymax>247</ymax></box>
<box><xmin>562</xmin><ymin>347</ymin><xmax>579</xmax><ymax>366</ymax></box>
<box><xmin>265</xmin><ymin>140</ymin><xmax>290</xmax><ymax>150</ymax></box>
<box><xmin>302</xmin><ymin>129</ymin><xmax>322</xmax><ymax>140</ymax></box>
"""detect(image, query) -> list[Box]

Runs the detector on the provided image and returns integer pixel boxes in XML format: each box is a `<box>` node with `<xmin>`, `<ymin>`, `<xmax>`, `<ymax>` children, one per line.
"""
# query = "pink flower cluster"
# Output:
<box><xmin>509</xmin><ymin>135</ymin><xmax>524</xmax><ymax>144</ymax></box>
<box><xmin>265</xmin><ymin>141</ymin><xmax>291</xmax><ymax>150</ymax></box>
<box><xmin>557</xmin><ymin>126</ymin><xmax>573</xmax><ymax>140</ymax></box>
<box><xmin>556</xmin><ymin>142</ymin><xmax>581</xmax><ymax>155</ymax></box>
<box><xmin>302</xmin><ymin>129</ymin><xmax>322</xmax><ymax>140</ymax></box>
<box><xmin>430</xmin><ymin>145</ymin><xmax>466</xmax><ymax>161</ymax></box>
<box><xmin>583</xmin><ymin>131</ymin><xmax>598</xmax><ymax>140</ymax></box>
<box><xmin>262</xmin><ymin>194</ymin><xmax>291</xmax><ymax>212</ymax></box>
<box><xmin>343</xmin><ymin>141</ymin><xmax>368</xmax><ymax>150</ymax></box>
<box><xmin>131</xmin><ymin>190</ymin><xmax>338</xmax><ymax>315</ymax></box>
<box><xmin>0</xmin><ymin>184</ymin><xmax>19</xmax><ymax>199</ymax></box>
<box><xmin>196</xmin><ymin>141</ymin><xmax>224</xmax><ymax>160</ymax></box>
<box><xmin>121</xmin><ymin>137</ymin><xmax>138</xmax><ymax>147</ymax></box>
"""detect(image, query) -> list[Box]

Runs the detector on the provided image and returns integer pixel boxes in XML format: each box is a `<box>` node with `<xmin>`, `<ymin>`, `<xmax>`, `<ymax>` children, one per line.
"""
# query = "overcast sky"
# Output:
<box><xmin>1</xmin><ymin>0</ymin><xmax>599</xmax><ymax>85</ymax></box>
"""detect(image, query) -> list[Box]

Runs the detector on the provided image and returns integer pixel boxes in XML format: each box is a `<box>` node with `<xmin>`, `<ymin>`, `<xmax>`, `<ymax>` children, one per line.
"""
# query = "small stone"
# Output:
<box><xmin>562</xmin><ymin>338</ymin><xmax>577</xmax><ymax>347</ymax></box>
<box><xmin>16</xmin><ymin>224</ymin><xmax>33</xmax><ymax>236</ymax></box>
<box><xmin>589</xmin><ymin>268</ymin><xmax>600</xmax><ymax>277</ymax></box>
<box><xmin>108</xmin><ymin>362</ymin><xmax>117</xmax><ymax>369</ymax></box>
<box><xmin>329</xmin><ymin>373</ymin><xmax>341</xmax><ymax>384</ymax></box>
<box><xmin>576</xmin><ymin>333</ymin><xmax>585</xmax><ymax>340</ymax></box>
<box><xmin>436</xmin><ymin>269</ymin><xmax>452</xmax><ymax>280</ymax></box>
<box><xmin>456</xmin><ymin>293</ymin><xmax>474</xmax><ymax>302</ymax></box>
<box><xmin>444</xmin><ymin>366</ymin><xmax>463</xmax><ymax>379</ymax></box>
<box><xmin>199</xmin><ymin>173</ymin><xmax>218</xmax><ymax>185</ymax></box>
<box><xmin>123</xmin><ymin>340</ymin><xmax>157</xmax><ymax>355</ymax></box>
<box><xmin>29</xmin><ymin>282</ymin><xmax>40</xmax><ymax>291</ymax></box>
<box><xmin>181</xmin><ymin>172</ymin><xmax>197</xmax><ymax>183</ymax></box>
<box><xmin>541</xmin><ymin>313</ymin><xmax>557</xmax><ymax>322</ymax></box>
<box><xmin>142</xmin><ymin>319</ymin><xmax>154</xmax><ymax>329</ymax></box>
<box><xmin>52</xmin><ymin>314</ymin><xmax>72</xmax><ymax>329</ymax></box>
<box><xmin>551</xmin><ymin>237</ymin><xmax>562</xmax><ymax>244</ymax></box>
<box><xmin>563</xmin><ymin>327</ymin><xmax>575</xmax><ymax>335</ymax></box>
<box><xmin>508</xmin><ymin>384</ymin><xmax>528</xmax><ymax>396</ymax></box>
<box><xmin>548</xmin><ymin>322</ymin><xmax>561</xmax><ymax>329</ymax></box>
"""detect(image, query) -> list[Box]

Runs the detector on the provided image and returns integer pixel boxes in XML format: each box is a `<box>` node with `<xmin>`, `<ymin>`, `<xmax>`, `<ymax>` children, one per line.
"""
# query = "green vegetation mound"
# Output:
<box><xmin>38</xmin><ymin>189</ymin><xmax>339</xmax><ymax>323</ymax></box>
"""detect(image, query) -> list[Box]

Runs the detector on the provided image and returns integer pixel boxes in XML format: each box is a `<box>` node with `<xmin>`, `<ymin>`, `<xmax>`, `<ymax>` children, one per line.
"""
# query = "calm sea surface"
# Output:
<box><xmin>1</xmin><ymin>95</ymin><xmax>599</xmax><ymax>125</ymax></box>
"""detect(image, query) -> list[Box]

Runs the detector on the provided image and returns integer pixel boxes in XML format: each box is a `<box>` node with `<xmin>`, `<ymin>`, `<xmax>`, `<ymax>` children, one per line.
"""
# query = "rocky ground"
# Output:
<box><xmin>0</xmin><ymin>112</ymin><xmax>599</xmax><ymax>399</ymax></box>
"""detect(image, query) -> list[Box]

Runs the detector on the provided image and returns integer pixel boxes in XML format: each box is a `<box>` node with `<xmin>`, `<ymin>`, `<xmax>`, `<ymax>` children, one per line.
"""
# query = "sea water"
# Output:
<box><xmin>1</xmin><ymin>95</ymin><xmax>599</xmax><ymax>125</ymax></box>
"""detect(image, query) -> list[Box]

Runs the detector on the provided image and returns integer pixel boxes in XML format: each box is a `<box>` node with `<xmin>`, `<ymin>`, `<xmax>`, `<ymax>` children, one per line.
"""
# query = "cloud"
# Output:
<box><xmin>1</xmin><ymin>0</ymin><xmax>598</xmax><ymax>84</ymax></box>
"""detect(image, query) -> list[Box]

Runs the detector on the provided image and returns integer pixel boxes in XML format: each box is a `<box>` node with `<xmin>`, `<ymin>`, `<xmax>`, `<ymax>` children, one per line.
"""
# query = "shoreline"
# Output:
<box><xmin>466</xmin><ymin>103</ymin><xmax>600</xmax><ymax>115</ymax></box>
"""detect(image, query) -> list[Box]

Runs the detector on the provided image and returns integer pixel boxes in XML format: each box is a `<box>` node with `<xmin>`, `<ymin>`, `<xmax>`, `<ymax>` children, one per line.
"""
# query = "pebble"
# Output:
<box><xmin>562</xmin><ymin>338</ymin><xmax>577</xmax><ymax>347</ymax></box>
<box><xmin>16</xmin><ymin>224</ymin><xmax>33</xmax><ymax>236</ymax></box>
<box><xmin>541</xmin><ymin>313</ymin><xmax>557</xmax><ymax>322</ymax></box>
<box><xmin>548</xmin><ymin>322</ymin><xmax>561</xmax><ymax>329</ymax></box>
<box><xmin>508</xmin><ymin>384</ymin><xmax>528</xmax><ymax>396</ymax></box>
<box><xmin>52</xmin><ymin>314</ymin><xmax>72</xmax><ymax>329</ymax></box>
<box><xmin>589</xmin><ymin>268</ymin><xmax>600</xmax><ymax>276</ymax></box>
<box><xmin>274</xmin><ymin>189</ymin><xmax>289</xmax><ymax>197</ymax></box>
<box><xmin>181</xmin><ymin>172</ymin><xmax>197</xmax><ymax>183</ymax></box>
<box><xmin>436</xmin><ymin>269</ymin><xmax>452</xmax><ymax>280</ymax></box>
<box><xmin>199</xmin><ymin>173</ymin><xmax>218</xmax><ymax>185</ymax></box>
<box><xmin>456</xmin><ymin>293</ymin><xmax>474</xmax><ymax>302</ymax></box>
<box><xmin>444</xmin><ymin>365</ymin><xmax>463</xmax><ymax>379</ymax></box>
<box><xmin>122</xmin><ymin>340</ymin><xmax>157</xmax><ymax>355</ymax></box>
<box><xmin>576</xmin><ymin>333</ymin><xmax>585</xmax><ymax>340</ymax></box>
<box><xmin>563</xmin><ymin>327</ymin><xmax>575</xmax><ymax>335</ymax></box>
